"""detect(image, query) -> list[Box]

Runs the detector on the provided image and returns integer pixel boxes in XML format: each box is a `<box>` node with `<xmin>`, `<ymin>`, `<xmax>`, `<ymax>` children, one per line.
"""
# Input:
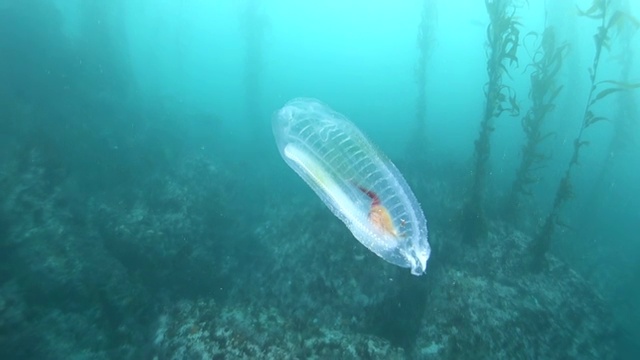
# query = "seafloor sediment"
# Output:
<box><xmin>0</xmin><ymin>150</ymin><xmax>617</xmax><ymax>359</ymax></box>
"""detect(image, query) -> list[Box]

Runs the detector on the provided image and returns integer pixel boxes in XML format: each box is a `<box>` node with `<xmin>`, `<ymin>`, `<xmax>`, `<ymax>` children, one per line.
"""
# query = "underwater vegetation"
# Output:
<box><xmin>611</xmin><ymin>3</ymin><xmax>640</xmax><ymax>149</ymax></box>
<box><xmin>505</xmin><ymin>25</ymin><xmax>568</xmax><ymax>221</ymax></box>
<box><xmin>587</xmin><ymin>0</ymin><xmax>640</xmax><ymax>224</ymax></box>
<box><xmin>409</xmin><ymin>0</ymin><xmax>437</xmax><ymax>160</ymax></box>
<box><xmin>463</xmin><ymin>0</ymin><xmax>522</xmax><ymax>242</ymax></box>
<box><xmin>600</xmin><ymin>0</ymin><xmax>640</xmax><ymax>171</ymax></box>
<box><xmin>1</xmin><ymin>0</ymin><xmax>639</xmax><ymax>358</ymax></box>
<box><xmin>530</xmin><ymin>0</ymin><xmax>640</xmax><ymax>270</ymax></box>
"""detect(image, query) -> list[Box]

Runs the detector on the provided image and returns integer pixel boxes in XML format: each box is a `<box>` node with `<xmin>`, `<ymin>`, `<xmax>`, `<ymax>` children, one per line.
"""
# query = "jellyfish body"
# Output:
<box><xmin>273</xmin><ymin>98</ymin><xmax>430</xmax><ymax>275</ymax></box>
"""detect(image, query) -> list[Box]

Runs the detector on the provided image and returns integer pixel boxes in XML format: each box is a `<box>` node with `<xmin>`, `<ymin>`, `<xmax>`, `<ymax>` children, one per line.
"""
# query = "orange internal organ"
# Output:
<box><xmin>369</xmin><ymin>204</ymin><xmax>399</xmax><ymax>237</ymax></box>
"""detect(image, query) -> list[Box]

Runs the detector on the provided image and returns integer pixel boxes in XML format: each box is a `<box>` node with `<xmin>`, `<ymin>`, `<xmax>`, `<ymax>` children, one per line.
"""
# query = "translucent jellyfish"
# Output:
<box><xmin>272</xmin><ymin>98</ymin><xmax>430</xmax><ymax>275</ymax></box>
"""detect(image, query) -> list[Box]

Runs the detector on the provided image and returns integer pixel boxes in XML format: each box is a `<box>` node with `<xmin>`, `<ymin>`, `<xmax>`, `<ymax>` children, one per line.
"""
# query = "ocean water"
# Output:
<box><xmin>0</xmin><ymin>0</ymin><xmax>639</xmax><ymax>359</ymax></box>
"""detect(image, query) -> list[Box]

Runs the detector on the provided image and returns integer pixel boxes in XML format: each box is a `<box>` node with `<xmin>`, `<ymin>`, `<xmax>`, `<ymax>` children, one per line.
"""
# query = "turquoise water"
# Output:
<box><xmin>1</xmin><ymin>0</ymin><xmax>639</xmax><ymax>358</ymax></box>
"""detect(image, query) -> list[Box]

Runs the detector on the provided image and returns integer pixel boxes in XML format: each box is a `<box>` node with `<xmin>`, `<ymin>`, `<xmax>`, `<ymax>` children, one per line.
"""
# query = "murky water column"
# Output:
<box><xmin>242</xmin><ymin>0</ymin><xmax>268</xmax><ymax>142</ymax></box>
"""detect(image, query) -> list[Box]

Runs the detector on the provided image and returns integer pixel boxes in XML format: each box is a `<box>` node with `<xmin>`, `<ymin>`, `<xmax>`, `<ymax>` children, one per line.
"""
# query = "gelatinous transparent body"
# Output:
<box><xmin>273</xmin><ymin>98</ymin><xmax>430</xmax><ymax>275</ymax></box>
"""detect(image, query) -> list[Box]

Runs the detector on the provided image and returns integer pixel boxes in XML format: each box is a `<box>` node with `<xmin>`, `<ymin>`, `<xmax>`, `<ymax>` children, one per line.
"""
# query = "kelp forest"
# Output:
<box><xmin>1</xmin><ymin>0</ymin><xmax>640</xmax><ymax>358</ymax></box>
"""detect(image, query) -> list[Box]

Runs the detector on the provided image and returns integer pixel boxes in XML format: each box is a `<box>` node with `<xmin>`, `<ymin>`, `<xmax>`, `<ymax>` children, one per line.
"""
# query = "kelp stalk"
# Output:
<box><xmin>409</xmin><ymin>0</ymin><xmax>437</xmax><ymax>159</ymax></box>
<box><xmin>530</xmin><ymin>0</ymin><xmax>640</xmax><ymax>270</ymax></box>
<box><xmin>463</xmin><ymin>0</ymin><xmax>520</xmax><ymax>242</ymax></box>
<box><xmin>506</xmin><ymin>25</ymin><xmax>568</xmax><ymax>221</ymax></box>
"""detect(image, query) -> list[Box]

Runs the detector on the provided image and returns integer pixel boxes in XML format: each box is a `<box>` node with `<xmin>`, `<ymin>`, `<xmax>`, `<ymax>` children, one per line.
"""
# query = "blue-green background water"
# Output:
<box><xmin>1</xmin><ymin>0</ymin><xmax>639</xmax><ymax>358</ymax></box>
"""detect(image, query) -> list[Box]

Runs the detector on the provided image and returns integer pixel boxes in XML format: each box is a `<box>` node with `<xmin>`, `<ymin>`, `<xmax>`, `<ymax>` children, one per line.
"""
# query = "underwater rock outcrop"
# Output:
<box><xmin>149</xmin><ymin>196</ymin><xmax>618</xmax><ymax>359</ymax></box>
<box><xmin>152</xmin><ymin>299</ymin><xmax>406</xmax><ymax>359</ymax></box>
<box><xmin>0</xmin><ymin>129</ymin><xmax>619</xmax><ymax>359</ymax></box>
<box><xmin>415</xmin><ymin>224</ymin><xmax>617</xmax><ymax>359</ymax></box>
